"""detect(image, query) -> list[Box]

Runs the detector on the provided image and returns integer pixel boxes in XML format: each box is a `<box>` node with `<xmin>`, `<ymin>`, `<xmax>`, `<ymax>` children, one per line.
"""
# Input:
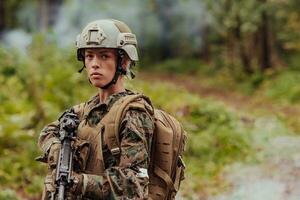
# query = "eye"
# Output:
<box><xmin>101</xmin><ymin>54</ymin><xmax>109</xmax><ymax>60</ymax></box>
<box><xmin>85</xmin><ymin>53</ymin><xmax>93</xmax><ymax>60</ymax></box>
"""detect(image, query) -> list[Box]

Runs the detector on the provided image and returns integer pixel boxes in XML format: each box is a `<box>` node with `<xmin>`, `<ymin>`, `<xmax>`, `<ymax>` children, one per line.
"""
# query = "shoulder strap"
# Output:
<box><xmin>72</xmin><ymin>103</ymin><xmax>86</xmax><ymax>121</ymax></box>
<box><xmin>100</xmin><ymin>94</ymin><xmax>151</xmax><ymax>156</ymax></box>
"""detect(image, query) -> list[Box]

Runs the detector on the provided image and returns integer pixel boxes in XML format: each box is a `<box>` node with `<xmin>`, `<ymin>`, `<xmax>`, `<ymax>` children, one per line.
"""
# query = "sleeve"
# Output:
<box><xmin>81</xmin><ymin>108</ymin><xmax>154</xmax><ymax>199</ymax></box>
<box><xmin>37</xmin><ymin>103</ymin><xmax>85</xmax><ymax>161</ymax></box>
<box><xmin>38</xmin><ymin>120</ymin><xmax>60</xmax><ymax>158</ymax></box>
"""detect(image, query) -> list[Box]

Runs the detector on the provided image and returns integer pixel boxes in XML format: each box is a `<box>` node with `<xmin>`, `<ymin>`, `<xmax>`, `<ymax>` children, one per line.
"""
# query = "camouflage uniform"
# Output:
<box><xmin>38</xmin><ymin>90</ymin><xmax>154</xmax><ymax>199</ymax></box>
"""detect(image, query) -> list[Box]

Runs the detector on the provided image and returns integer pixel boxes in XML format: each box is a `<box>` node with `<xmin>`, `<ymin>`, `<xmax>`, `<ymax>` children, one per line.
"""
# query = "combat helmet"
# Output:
<box><xmin>75</xmin><ymin>19</ymin><xmax>138</xmax><ymax>89</ymax></box>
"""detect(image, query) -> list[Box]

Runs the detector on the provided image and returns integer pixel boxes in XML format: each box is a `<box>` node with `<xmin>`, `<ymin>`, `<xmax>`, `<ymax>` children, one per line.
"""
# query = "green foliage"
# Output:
<box><xmin>2</xmin><ymin>0</ymin><xmax>35</xmax><ymax>30</ymax></box>
<box><xmin>148</xmin><ymin>58</ymin><xmax>206</xmax><ymax>75</ymax></box>
<box><xmin>204</xmin><ymin>0</ymin><xmax>265</xmax><ymax>35</ymax></box>
<box><xmin>0</xmin><ymin>36</ymin><xmax>95</xmax><ymax>199</ymax></box>
<box><xmin>187</xmin><ymin>105</ymin><xmax>250</xmax><ymax>160</ymax></box>
<box><xmin>203</xmin><ymin>0</ymin><xmax>300</xmax><ymax>74</ymax></box>
<box><xmin>0</xmin><ymin>189</ymin><xmax>18</xmax><ymax>200</ymax></box>
<box><xmin>262</xmin><ymin>70</ymin><xmax>300</xmax><ymax>103</ymax></box>
<box><xmin>149</xmin><ymin>57</ymin><xmax>300</xmax><ymax>104</ymax></box>
<box><xmin>287</xmin><ymin>53</ymin><xmax>300</xmax><ymax>70</ymax></box>
<box><xmin>185</xmin><ymin>103</ymin><xmax>252</xmax><ymax>194</ymax></box>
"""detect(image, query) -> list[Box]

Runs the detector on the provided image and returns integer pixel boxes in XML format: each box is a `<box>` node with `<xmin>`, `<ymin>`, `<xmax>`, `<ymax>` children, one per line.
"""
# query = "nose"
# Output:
<box><xmin>91</xmin><ymin>57</ymin><xmax>100</xmax><ymax>69</ymax></box>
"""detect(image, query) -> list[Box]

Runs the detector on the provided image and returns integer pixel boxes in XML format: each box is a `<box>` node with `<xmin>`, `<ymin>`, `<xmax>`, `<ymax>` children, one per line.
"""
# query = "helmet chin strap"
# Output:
<box><xmin>78</xmin><ymin>65</ymin><xmax>85</xmax><ymax>73</ymax></box>
<box><xmin>101</xmin><ymin>50</ymin><xmax>126</xmax><ymax>90</ymax></box>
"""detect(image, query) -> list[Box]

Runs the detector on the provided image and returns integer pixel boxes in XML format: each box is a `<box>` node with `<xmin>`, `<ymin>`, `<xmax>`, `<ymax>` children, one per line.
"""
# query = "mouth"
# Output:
<box><xmin>90</xmin><ymin>72</ymin><xmax>103</xmax><ymax>78</ymax></box>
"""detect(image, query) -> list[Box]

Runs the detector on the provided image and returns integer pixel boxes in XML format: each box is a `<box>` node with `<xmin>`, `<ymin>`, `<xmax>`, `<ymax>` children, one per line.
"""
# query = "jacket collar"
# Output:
<box><xmin>83</xmin><ymin>89</ymin><xmax>135</xmax><ymax>119</ymax></box>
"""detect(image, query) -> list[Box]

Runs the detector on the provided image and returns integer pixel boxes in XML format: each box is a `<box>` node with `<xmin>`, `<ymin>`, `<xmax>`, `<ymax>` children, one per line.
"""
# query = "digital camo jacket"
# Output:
<box><xmin>38</xmin><ymin>90</ymin><xmax>155</xmax><ymax>199</ymax></box>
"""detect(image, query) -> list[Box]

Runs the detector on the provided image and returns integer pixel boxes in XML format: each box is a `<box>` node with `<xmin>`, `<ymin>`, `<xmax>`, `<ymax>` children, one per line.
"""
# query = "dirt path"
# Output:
<box><xmin>210</xmin><ymin>134</ymin><xmax>300</xmax><ymax>200</ymax></box>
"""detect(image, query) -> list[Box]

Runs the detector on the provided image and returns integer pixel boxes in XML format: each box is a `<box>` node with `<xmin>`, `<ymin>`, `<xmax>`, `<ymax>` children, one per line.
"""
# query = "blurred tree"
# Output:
<box><xmin>0</xmin><ymin>0</ymin><xmax>23</xmax><ymax>35</ymax></box>
<box><xmin>257</xmin><ymin>0</ymin><xmax>271</xmax><ymax>71</ymax></box>
<box><xmin>204</xmin><ymin>0</ymin><xmax>262</xmax><ymax>73</ymax></box>
<box><xmin>0</xmin><ymin>1</ymin><xmax>4</xmax><ymax>38</ymax></box>
<box><xmin>203</xmin><ymin>0</ymin><xmax>300</xmax><ymax>73</ymax></box>
<box><xmin>152</xmin><ymin>0</ymin><xmax>178</xmax><ymax>59</ymax></box>
<box><xmin>275</xmin><ymin>0</ymin><xmax>300</xmax><ymax>52</ymax></box>
<box><xmin>38</xmin><ymin>0</ymin><xmax>63</xmax><ymax>32</ymax></box>
<box><xmin>146</xmin><ymin>0</ymin><xmax>207</xmax><ymax>61</ymax></box>
<box><xmin>38</xmin><ymin>0</ymin><xmax>49</xmax><ymax>32</ymax></box>
<box><xmin>0</xmin><ymin>0</ymin><xmax>63</xmax><ymax>35</ymax></box>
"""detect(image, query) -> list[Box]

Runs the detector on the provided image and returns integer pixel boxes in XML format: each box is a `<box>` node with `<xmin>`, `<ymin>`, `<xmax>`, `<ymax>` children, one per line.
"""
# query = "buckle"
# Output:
<box><xmin>111</xmin><ymin>147</ymin><xmax>121</xmax><ymax>156</ymax></box>
<box><xmin>178</xmin><ymin>156</ymin><xmax>186</xmax><ymax>169</ymax></box>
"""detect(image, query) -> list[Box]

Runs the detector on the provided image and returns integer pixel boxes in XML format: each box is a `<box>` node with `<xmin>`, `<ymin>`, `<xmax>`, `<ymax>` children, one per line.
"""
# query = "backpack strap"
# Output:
<box><xmin>100</xmin><ymin>94</ymin><xmax>153</xmax><ymax>156</ymax></box>
<box><xmin>154</xmin><ymin>165</ymin><xmax>177</xmax><ymax>192</ymax></box>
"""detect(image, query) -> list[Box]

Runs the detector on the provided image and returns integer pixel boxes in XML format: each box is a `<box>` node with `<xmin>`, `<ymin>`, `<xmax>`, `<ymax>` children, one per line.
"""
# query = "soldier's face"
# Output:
<box><xmin>84</xmin><ymin>48</ymin><xmax>117</xmax><ymax>88</ymax></box>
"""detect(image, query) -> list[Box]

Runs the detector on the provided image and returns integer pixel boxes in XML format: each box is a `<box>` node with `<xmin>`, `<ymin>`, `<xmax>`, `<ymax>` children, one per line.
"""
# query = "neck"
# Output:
<box><xmin>99</xmin><ymin>78</ymin><xmax>125</xmax><ymax>103</ymax></box>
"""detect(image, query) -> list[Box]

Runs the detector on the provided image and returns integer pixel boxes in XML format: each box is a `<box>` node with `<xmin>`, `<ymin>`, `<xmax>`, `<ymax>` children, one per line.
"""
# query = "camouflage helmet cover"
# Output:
<box><xmin>76</xmin><ymin>19</ymin><xmax>138</xmax><ymax>61</ymax></box>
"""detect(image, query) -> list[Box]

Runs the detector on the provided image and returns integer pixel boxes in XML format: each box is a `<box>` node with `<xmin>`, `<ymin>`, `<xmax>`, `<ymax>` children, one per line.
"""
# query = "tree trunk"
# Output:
<box><xmin>234</xmin><ymin>16</ymin><xmax>253</xmax><ymax>74</ymax></box>
<box><xmin>200</xmin><ymin>26</ymin><xmax>211</xmax><ymax>62</ymax></box>
<box><xmin>0</xmin><ymin>0</ymin><xmax>5</xmax><ymax>38</ymax></box>
<box><xmin>259</xmin><ymin>1</ymin><xmax>272</xmax><ymax>71</ymax></box>
<box><xmin>48</xmin><ymin>0</ymin><xmax>63</xmax><ymax>27</ymax></box>
<box><xmin>153</xmin><ymin>0</ymin><xmax>176</xmax><ymax>59</ymax></box>
<box><xmin>38</xmin><ymin>0</ymin><xmax>49</xmax><ymax>32</ymax></box>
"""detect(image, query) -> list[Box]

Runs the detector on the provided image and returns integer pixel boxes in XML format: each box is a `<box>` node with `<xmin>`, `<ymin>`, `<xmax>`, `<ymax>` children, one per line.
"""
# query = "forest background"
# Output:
<box><xmin>0</xmin><ymin>0</ymin><xmax>299</xmax><ymax>199</ymax></box>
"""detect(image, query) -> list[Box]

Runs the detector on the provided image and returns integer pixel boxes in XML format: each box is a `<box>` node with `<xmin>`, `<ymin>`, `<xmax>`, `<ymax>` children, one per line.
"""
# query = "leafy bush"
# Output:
<box><xmin>262</xmin><ymin>70</ymin><xmax>300</xmax><ymax>103</ymax></box>
<box><xmin>0</xmin><ymin>189</ymin><xmax>18</xmax><ymax>200</ymax></box>
<box><xmin>146</xmin><ymin>57</ymin><xmax>300</xmax><ymax>104</ymax></box>
<box><xmin>0</xmin><ymin>36</ymin><xmax>92</xmax><ymax>199</ymax></box>
<box><xmin>148</xmin><ymin>58</ymin><xmax>204</xmax><ymax>75</ymax></box>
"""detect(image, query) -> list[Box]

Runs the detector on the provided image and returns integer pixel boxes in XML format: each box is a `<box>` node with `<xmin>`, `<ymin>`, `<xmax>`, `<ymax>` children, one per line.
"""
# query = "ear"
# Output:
<box><xmin>121</xmin><ymin>56</ymin><xmax>131</xmax><ymax>70</ymax></box>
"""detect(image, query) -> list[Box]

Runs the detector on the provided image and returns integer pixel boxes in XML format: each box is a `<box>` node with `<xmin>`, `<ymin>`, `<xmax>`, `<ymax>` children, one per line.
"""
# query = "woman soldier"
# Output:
<box><xmin>38</xmin><ymin>19</ymin><xmax>154</xmax><ymax>199</ymax></box>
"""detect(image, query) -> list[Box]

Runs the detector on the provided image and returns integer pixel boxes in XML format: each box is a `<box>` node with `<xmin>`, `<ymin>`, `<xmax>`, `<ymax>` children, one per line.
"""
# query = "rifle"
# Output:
<box><xmin>51</xmin><ymin>109</ymin><xmax>79</xmax><ymax>200</ymax></box>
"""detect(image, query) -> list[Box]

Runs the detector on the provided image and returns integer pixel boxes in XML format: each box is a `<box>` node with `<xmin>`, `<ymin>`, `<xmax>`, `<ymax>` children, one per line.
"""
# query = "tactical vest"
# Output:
<box><xmin>76</xmin><ymin>94</ymin><xmax>187</xmax><ymax>200</ymax></box>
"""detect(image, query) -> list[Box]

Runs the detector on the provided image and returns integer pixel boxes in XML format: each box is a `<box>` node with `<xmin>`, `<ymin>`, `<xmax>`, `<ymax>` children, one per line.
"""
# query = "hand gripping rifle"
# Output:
<box><xmin>51</xmin><ymin>109</ymin><xmax>79</xmax><ymax>200</ymax></box>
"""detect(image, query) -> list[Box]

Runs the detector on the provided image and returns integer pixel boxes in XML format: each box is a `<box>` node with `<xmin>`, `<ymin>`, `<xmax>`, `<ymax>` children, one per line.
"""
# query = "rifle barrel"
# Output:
<box><xmin>58</xmin><ymin>182</ymin><xmax>65</xmax><ymax>200</ymax></box>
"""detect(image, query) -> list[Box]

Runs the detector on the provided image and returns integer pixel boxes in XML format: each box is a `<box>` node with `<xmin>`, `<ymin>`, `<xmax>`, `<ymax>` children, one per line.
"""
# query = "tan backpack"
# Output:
<box><xmin>101</xmin><ymin>94</ymin><xmax>187</xmax><ymax>200</ymax></box>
